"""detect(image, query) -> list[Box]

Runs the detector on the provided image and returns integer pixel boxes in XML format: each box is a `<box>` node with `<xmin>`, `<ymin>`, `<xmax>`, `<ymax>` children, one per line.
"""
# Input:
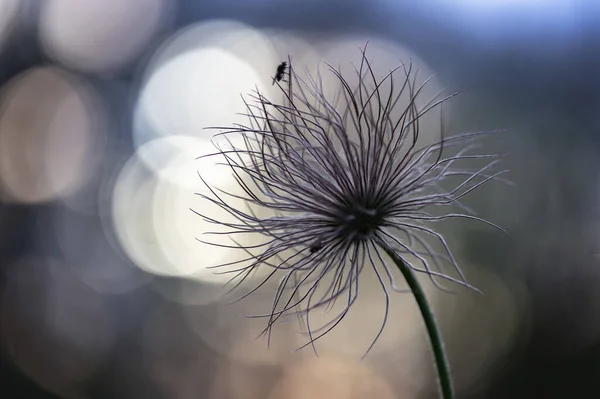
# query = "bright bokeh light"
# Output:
<box><xmin>135</xmin><ymin>48</ymin><xmax>264</xmax><ymax>153</ymax></box>
<box><xmin>110</xmin><ymin>146</ymin><xmax>173</xmax><ymax>277</ymax></box>
<box><xmin>120</xmin><ymin>21</ymin><xmax>322</xmax><ymax>303</ymax></box>
<box><xmin>111</xmin><ymin>134</ymin><xmax>273</xmax><ymax>304</ymax></box>
<box><xmin>0</xmin><ymin>66</ymin><xmax>106</xmax><ymax>203</ymax></box>
<box><xmin>39</xmin><ymin>0</ymin><xmax>173</xmax><ymax>75</ymax></box>
<box><xmin>132</xmin><ymin>20</ymin><xmax>282</xmax><ymax>173</ymax></box>
<box><xmin>146</xmin><ymin>135</ymin><xmax>249</xmax><ymax>282</ymax></box>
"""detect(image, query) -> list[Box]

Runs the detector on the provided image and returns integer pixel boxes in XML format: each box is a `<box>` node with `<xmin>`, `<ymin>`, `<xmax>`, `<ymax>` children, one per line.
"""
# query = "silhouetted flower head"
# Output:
<box><xmin>194</xmin><ymin>44</ymin><xmax>506</xmax><ymax>356</ymax></box>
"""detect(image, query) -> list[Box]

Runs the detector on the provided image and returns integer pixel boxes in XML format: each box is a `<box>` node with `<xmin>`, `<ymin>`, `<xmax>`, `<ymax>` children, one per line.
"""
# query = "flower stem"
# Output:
<box><xmin>377</xmin><ymin>240</ymin><xmax>454</xmax><ymax>399</ymax></box>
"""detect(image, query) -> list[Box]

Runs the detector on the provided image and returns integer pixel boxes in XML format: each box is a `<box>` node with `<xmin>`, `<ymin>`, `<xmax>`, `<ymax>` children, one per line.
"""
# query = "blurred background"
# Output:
<box><xmin>1</xmin><ymin>0</ymin><xmax>600</xmax><ymax>398</ymax></box>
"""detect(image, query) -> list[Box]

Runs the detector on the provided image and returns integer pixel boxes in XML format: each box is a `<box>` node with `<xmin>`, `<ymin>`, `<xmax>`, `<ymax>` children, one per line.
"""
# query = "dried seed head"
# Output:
<box><xmin>194</xmin><ymin>44</ymin><xmax>507</xmax><ymax>357</ymax></box>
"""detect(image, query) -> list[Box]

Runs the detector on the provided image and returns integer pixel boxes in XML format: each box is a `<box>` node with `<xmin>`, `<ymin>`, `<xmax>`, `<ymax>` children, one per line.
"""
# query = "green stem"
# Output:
<box><xmin>377</xmin><ymin>240</ymin><xmax>454</xmax><ymax>399</ymax></box>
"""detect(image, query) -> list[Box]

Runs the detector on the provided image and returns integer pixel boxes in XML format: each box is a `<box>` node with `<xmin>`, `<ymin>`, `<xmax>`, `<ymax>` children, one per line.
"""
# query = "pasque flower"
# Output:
<box><xmin>194</xmin><ymin>45</ymin><xmax>505</xmax><ymax>394</ymax></box>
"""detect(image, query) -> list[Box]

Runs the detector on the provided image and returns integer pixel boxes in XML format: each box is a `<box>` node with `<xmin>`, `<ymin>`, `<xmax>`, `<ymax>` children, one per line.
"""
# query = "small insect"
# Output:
<box><xmin>309</xmin><ymin>239</ymin><xmax>323</xmax><ymax>254</ymax></box>
<box><xmin>272</xmin><ymin>61</ymin><xmax>287</xmax><ymax>85</ymax></box>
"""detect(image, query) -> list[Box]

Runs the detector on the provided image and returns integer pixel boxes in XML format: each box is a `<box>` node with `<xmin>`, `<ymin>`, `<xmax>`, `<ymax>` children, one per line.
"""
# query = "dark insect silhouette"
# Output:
<box><xmin>309</xmin><ymin>240</ymin><xmax>323</xmax><ymax>254</ymax></box>
<box><xmin>272</xmin><ymin>61</ymin><xmax>287</xmax><ymax>85</ymax></box>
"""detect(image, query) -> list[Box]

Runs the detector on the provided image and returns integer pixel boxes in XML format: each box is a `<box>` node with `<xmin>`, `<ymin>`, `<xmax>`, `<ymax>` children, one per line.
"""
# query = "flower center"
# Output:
<box><xmin>340</xmin><ymin>204</ymin><xmax>384</xmax><ymax>239</ymax></box>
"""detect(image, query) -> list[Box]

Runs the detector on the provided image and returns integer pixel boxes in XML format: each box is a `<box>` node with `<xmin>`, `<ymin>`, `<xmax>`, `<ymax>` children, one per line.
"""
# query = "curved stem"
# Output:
<box><xmin>377</xmin><ymin>239</ymin><xmax>454</xmax><ymax>399</ymax></box>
